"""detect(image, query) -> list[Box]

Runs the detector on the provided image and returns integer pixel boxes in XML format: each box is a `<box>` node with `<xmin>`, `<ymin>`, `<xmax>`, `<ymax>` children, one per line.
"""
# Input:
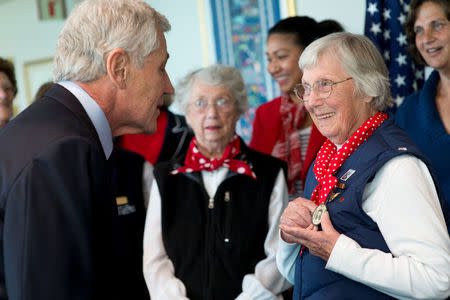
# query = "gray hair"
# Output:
<box><xmin>53</xmin><ymin>0</ymin><xmax>170</xmax><ymax>82</ymax></box>
<box><xmin>175</xmin><ymin>64</ymin><xmax>249</xmax><ymax>116</ymax></box>
<box><xmin>299</xmin><ymin>32</ymin><xmax>393</xmax><ymax>111</ymax></box>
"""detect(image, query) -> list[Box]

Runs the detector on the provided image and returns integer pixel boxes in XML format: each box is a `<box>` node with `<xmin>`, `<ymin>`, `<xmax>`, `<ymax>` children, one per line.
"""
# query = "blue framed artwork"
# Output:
<box><xmin>210</xmin><ymin>0</ymin><xmax>281</xmax><ymax>142</ymax></box>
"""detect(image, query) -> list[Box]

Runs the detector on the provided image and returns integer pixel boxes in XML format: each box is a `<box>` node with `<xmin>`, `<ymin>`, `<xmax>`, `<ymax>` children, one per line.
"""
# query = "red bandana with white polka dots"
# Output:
<box><xmin>311</xmin><ymin>112</ymin><xmax>387</xmax><ymax>205</ymax></box>
<box><xmin>170</xmin><ymin>135</ymin><xmax>257</xmax><ymax>179</ymax></box>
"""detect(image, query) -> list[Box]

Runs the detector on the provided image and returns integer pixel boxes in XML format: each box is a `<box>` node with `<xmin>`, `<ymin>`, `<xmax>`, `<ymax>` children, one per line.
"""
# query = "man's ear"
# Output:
<box><xmin>106</xmin><ymin>48</ymin><xmax>129</xmax><ymax>89</ymax></box>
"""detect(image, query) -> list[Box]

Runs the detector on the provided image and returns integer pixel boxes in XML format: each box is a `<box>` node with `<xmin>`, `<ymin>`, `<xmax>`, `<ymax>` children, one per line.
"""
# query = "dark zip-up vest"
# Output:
<box><xmin>293</xmin><ymin>117</ymin><xmax>448</xmax><ymax>300</ymax></box>
<box><xmin>154</xmin><ymin>141</ymin><xmax>286</xmax><ymax>300</ymax></box>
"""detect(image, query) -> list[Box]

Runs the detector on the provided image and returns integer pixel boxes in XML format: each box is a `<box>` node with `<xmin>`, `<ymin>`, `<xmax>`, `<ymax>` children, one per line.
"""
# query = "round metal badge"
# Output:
<box><xmin>312</xmin><ymin>203</ymin><xmax>327</xmax><ymax>226</ymax></box>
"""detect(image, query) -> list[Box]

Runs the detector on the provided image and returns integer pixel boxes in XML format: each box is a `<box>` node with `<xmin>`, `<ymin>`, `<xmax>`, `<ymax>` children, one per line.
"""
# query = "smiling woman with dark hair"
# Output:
<box><xmin>395</xmin><ymin>0</ymin><xmax>450</xmax><ymax>205</ymax></box>
<box><xmin>249</xmin><ymin>16</ymin><xmax>345</xmax><ymax>201</ymax></box>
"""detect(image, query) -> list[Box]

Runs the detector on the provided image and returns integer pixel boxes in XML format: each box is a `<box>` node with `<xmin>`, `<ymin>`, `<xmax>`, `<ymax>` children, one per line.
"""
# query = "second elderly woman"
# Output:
<box><xmin>277</xmin><ymin>33</ymin><xmax>450</xmax><ymax>299</ymax></box>
<box><xmin>143</xmin><ymin>64</ymin><xmax>290</xmax><ymax>299</ymax></box>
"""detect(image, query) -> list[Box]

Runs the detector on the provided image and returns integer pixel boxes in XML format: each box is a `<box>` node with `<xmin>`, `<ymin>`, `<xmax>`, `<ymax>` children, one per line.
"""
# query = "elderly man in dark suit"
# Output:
<box><xmin>0</xmin><ymin>0</ymin><xmax>173</xmax><ymax>299</ymax></box>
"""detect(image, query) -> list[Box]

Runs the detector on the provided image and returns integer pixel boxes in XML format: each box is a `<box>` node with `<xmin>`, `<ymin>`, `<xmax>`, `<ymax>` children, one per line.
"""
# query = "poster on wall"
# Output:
<box><xmin>37</xmin><ymin>0</ymin><xmax>67</xmax><ymax>20</ymax></box>
<box><xmin>210</xmin><ymin>0</ymin><xmax>281</xmax><ymax>142</ymax></box>
<box><xmin>23</xmin><ymin>58</ymin><xmax>54</xmax><ymax>104</ymax></box>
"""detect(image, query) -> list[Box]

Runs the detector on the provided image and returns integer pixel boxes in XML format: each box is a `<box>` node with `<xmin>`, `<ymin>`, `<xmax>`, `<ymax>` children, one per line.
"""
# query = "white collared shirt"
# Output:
<box><xmin>57</xmin><ymin>81</ymin><xmax>113</xmax><ymax>159</ymax></box>
<box><xmin>276</xmin><ymin>154</ymin><xmax>450</xmax><ymax>299</ymax></box>
<box><xmin>144</xmin><ymin>168</ymin><xmax>292</xmax><ymax>299</ymax></box>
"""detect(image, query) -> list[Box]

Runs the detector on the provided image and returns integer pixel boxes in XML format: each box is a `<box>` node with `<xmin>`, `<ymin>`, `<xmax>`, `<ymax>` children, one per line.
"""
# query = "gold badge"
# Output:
<box><xmin>116</xmin><ymin>196</ymin><xmax>128</xmax><ymax>206</ymax></box>
<box><xmin>336</xmin><ymin>182</ymin><xmax>346</xmax><ymax>189</ymax></box>
<box><xmin>328</xmin><ymin>192</ymin><xmax>341</xmax><ymax>202</ymax></box>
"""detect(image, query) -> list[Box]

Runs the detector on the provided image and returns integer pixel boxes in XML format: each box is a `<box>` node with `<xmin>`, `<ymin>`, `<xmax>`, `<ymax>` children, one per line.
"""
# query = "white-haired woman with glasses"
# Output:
<box><xmin>143</xmin><ymin>64</ymin><xmax>291</xmax><ymax>300</ymax></box>
<box><xmin>277</xmin><ymin>32</ymin><xmax>450</xmax><ymax>299</ymax></box>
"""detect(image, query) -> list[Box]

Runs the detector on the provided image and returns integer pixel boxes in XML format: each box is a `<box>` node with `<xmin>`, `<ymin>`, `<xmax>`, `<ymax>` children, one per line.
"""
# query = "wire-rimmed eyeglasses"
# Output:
<box><xmin>189</xmin><ymin>98</ymin><xmax>235</xmax><ymax>113</ymax></box>
<box><xmin>293</xmin><ymin>77</ymin><xmax>353</xmax><ymax>103</ymax></box>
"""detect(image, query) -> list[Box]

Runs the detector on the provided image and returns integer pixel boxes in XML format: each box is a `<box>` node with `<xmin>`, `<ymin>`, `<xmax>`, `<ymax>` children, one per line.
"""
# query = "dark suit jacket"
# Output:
<box><xmin>0</xmin><ymin>84</ymin><xmax>122</xmax><ymax>299</ymax></box>
<box><xmin>112</xmin><ymin>148</ymin><xmax>149</xmax><ymax>300</ymax></box>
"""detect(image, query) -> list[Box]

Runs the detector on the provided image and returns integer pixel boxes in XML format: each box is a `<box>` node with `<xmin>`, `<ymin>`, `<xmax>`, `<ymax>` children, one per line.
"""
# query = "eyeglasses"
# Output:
<box><xmin>293</xmin><ymin>77</ymin><xmax>353</xmax><ymax>102</ymax></box>
<box><xmin>189</xmin><ymin>98</ymin><xmax>235</xmax><ymax>113</ymax></box>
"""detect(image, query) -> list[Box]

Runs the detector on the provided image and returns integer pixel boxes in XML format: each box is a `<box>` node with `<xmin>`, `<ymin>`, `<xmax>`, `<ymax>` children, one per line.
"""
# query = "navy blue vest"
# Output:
<box><xmin>293</xmin><ymin>118</ymin><xmax>448</xmax><ymax>300</ymax></box>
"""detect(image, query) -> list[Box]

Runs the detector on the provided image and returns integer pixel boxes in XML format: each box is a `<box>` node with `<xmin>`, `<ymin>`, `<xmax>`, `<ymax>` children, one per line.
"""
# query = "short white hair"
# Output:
<box><xmin>53</xmin><ymin>0</ymin><xmax>170</xmax><ymax>82</ymax></box>
<box><xmin>299</xmin><ymin>32</ymin><xmax>393</xmax><ymax>111</ymax></box>
<box><xmin>175</xmin><ymin>64</ymin><xmax>249</xmax><ymax>116</ymax></box>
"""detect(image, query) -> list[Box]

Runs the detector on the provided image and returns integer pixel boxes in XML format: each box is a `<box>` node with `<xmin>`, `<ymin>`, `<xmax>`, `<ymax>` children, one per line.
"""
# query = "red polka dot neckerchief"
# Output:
<box><xmin>311</xmin><ymin>112</ymin><xmax>388</xmax><ymax>205</ymax></box>
<box><xmin>170</xmin><ymin>135</ymin><xmax>257</xmax><ymax>180</ymax></box>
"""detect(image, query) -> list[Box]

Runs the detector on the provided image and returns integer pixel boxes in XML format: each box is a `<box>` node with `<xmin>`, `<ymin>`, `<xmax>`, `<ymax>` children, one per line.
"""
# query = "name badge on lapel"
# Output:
<box><xmin>340</xmin><ymin>169</ymin><xmax>356</xmax><ymax>181</ymax></box>
<box><xmin>116</xmin><ymin>196</ymin><xmax>136</xmax><ymax>215</ymax></box>
<box><xmin>116</xmin><ymin>196</ymin><xmax>128</xmax><ymax>206</ymax></box>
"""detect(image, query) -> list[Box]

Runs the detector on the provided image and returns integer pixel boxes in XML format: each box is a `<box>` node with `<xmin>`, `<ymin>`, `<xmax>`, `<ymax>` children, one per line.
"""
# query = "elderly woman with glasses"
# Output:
<box><xmin>277</xmin><ymin>32</ymin><xmax>450</xmax><ymax>299</ymax></box>
<box><xmin>143</xmin><ymin>64</ymin><xmax>291</xmax><ymax>300</ymax></box>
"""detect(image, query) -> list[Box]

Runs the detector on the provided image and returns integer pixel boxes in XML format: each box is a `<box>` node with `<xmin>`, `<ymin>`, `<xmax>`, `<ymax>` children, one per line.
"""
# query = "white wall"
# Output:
<box><xmin>0</xmin><ymin>0</ymin><xmax>366</xmax><ymax>114</ymax></box>
<box><xmin>148</xmin><ymin>0</ymin><xmax>216</xmax><ymax>89</ymax></box>
<box><xmin>0</xmin><ymin>0</ymin><xmax>65</xmax><ymax>113</ymax></box>
<box><xmin>296</xmin><ymin>0</ymin><xmax>366</xmax><ymax>34</ymax></box>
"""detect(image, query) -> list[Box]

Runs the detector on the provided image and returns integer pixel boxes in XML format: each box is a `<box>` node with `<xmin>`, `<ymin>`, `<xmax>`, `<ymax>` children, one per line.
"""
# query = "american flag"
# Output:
<box><xmin>364</xmin><ymin>0</ymin><xmax>424</xmax><ymax>110</ymax></box>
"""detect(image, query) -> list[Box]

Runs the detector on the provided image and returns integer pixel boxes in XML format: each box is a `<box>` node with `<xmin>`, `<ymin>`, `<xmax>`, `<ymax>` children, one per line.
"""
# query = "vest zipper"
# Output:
<box><xmin>208</xmin><ymin>197</ymin><xmax>215</xmax><ymax>209</ymax></box>
<box><xmin>224</xmin><ymin>191</ymin><xmax>232</xmax><ymax>245</ymax></box>
<box><xmin>205</xmin><ymin>195</ymin><xmax>215</xmax><ymax>299</ymax></box>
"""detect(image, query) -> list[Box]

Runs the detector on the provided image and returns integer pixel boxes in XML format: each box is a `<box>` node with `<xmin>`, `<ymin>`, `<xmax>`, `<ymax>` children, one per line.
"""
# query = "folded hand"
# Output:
<box><xmin>279</xmin><ymin>197</ymin><xmax>316</xmax><ymax>243</ymax></box>
<box><xmin>280</xmin><ymin>209</ymin><xmax>340</xmax><ymax>261</ymax></box>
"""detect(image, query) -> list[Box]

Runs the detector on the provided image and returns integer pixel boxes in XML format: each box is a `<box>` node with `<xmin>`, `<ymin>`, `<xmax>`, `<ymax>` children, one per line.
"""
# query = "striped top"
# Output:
<box><xmin>290</xmin><ymin>126</ymin><xmax>312</xmax><ymax>201</ymax></box>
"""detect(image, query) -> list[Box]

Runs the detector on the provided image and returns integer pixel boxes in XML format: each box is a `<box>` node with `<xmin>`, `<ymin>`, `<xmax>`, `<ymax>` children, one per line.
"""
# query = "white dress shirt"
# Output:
<box><xmin>144</xmin><ymin>168</ymin><xmax>291</xmax><ymax>299</ymax></box>
<box><xmin>57</xmin><ymin>81</ymin><xmax>113</xmax><ymax>158</ymax></box>
<box><xmin>276</xmin><ymin>154</ymin><xmax>450</xmax><ymax>299</ymax></box>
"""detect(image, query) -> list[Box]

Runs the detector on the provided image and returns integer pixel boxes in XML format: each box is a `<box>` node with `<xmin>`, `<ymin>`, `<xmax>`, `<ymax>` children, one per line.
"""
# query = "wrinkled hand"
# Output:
<box><xmin>279</xmin><ymin>197</ymin><xmax>317</xmax><ymax>243</ymax></box>
<box><xmin>279</xmin><ymin>211</ymin><xmax>340</xmax><ymax>261</ymax></box>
